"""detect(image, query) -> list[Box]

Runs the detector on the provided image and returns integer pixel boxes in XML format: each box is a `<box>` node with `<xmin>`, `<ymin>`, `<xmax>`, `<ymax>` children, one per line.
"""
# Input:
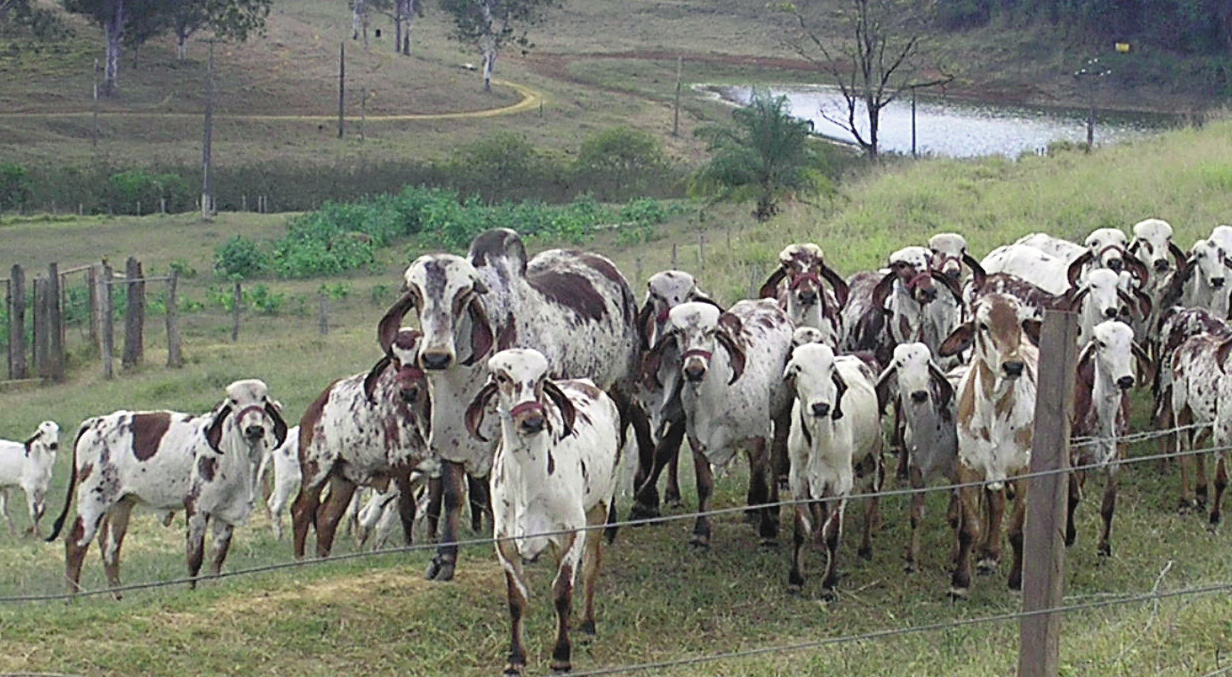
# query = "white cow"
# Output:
<box><xmin>0</xmin><ymin>421</ymin><xmax>60</xmax><ymax>537</ymax></box>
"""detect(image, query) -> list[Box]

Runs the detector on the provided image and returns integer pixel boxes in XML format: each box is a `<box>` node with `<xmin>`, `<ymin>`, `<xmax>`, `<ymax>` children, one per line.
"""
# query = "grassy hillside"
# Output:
<box><xmin>2</xmin><ymin>118</ymin><xmax>1232</xmax><ymax>675</ymax></box>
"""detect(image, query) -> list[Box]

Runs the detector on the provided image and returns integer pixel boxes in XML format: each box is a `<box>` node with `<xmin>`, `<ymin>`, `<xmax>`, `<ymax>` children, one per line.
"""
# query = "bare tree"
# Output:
<box><xmin>778</xmin><ymin>0</ymin><xmax>942</xmax><ymax>160</ymax></box>
<box><xmin>440</xmin><ymin>0</ymin><xmax>560</xmax><ymax>92</ymax></box>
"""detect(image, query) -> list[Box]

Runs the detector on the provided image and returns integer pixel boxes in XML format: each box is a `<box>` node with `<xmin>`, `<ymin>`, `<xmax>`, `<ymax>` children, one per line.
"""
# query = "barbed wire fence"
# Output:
<box><xmin>2</xmin><ymin>311</ymin><xmax>1230</xmax><ymax>675</ymax></box>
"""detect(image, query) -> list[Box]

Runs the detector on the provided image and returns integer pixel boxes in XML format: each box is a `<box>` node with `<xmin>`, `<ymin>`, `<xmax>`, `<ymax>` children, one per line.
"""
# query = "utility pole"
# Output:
<box><xmin>338</xmin><ymin>42</ymin><xmax>346</xmax><ymax>139</ymax></box>
<box><xmin>92</xmin><ymin>58</ymin><xmax>100</xmax><ymax>148</ymax></box>
<box><xmin>1073</xmin><ymin>58</ymin><xmax>1111</xmax><ymax>153</ymax></box>
<box><xmin>202</xmin><ymin>40</ymin><xmax>215</xmax><ymax>219</ymax></box>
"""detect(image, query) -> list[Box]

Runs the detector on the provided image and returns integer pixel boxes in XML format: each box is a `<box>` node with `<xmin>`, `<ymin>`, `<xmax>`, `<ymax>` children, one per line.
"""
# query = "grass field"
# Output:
<box><xmin>3</xmin><ymin>114</ymin><xmax>1232</xmax><ymax>674</ymax></box>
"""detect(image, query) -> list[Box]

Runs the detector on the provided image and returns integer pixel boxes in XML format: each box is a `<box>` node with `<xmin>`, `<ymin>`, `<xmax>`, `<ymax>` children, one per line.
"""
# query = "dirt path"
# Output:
<box><xmin>0</xmin><ymin>78</ymin><xmax>543</xmax><ymax>122</ymax></box>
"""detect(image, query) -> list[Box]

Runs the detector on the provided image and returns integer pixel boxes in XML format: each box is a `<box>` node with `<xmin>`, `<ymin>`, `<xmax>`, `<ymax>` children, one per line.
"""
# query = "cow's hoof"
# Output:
<box><xmin>947</xmin><ymin>586</ymin><xmax>969</xmax><ymax>601</ymax></box>
<box><xmin>503</xmin><ymin>665</ymin><xmax>524</xmax><ymax>676</ymax></box>
<box><xmin>976</xmin><ymin>557</ymin><xmax>998</xmax><ymax>575</ymax></box>
<box><xmin>628</xmin><ymin>502</ymin><xmax>660</xmax><ymax>523</ymax></box>
<box><xmin>664</xmin><ymin>489</ymin><xmax>683</xmax><ymax>508</ymax></box>
<box><xmin>688</xmin><ymin>535</ymin><xmax>710</xmax><ymax>551</ymax></box>
<box><xmin>580</xmin><ymin>619</ymin><xmax>596</xmax><ymax>636</ymax></box>
<box><xmin>759</xmin><ymin>537</ymin><xmax>779</xmax><ymax>549</ymax></box>
<box><xmin>820</xmin><ymin>587</ymin><xmax>838</xmax><ymax>602</ymax></box>
<box><xmin>857</xmin><ymin>545</ymin><xmax>873</xmax><ymax>560</ymax></box>
<box><xmin>425</xmin><ymin>557</ymin><xmax>455</xmax><ymax>582</ymax></box>
<box><xmin>903</xmin><ymin>560</ymin><xmax>918</xmax><ymax>574</ymax></box>
<box><xmin>550</xmin><ymin>661</ymin><xmax>571</xmax><ymax>674</ymax></box>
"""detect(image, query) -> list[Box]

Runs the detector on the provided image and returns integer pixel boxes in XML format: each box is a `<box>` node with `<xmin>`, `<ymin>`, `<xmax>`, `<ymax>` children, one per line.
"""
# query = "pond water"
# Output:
<box><xmin>713</xmin><ymin>84</ymin><xmax>1181</xmax><ymax>159</ymax></box>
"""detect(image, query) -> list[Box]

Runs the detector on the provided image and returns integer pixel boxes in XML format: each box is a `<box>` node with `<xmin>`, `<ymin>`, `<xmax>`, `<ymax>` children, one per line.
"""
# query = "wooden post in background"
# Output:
<box><xmin>672</xmin><ymin>55</ymin><xmax>682</xmax><ymax>137</ymax></box>
<box><xmin>100</xmin><ymin>262</ymin><xmax>114</xmax><ymax>380</ymax></box>
<box><xmin>166</xmin><ymin>270</ymin><xmax>182</xmax><ymax>368</ymax></box>
<box><xmin>122</xmin><ymin>257</ymin><xmax>144</xmax><ymax>370</ymax></box>
<box><xmin>231</xmin><ymin>281</ymin><xmax>242</xmax><ymax>342</ymax></box>
<box><xmin>338</xmin><ymin>42</ymin><xmax>346</xmax><ymax>139</ymax></box>
<box><xmin>201</xmin><ymin>41</ymin><xmax>215</xmax><ymax>219</ymax></box>
<box><xmin>8</xmin><ymin>265</ymin><xmax>27</xmax><ymax>380</ymax></box>
<box><xmin>318</xmin><ymin>292</ymin><xmax>329</xmax><ymax>335</ymax></box>
<box><xmin>86</xmin><ymin>265</ymin><xmax>99</xmax><ymax>352</ymax></box>
<box><xmin>1018</xmin><ymin>309</ymin><xmax>1078</xmax><ymax>677</ymax></box>
<box><xmin>33</xmin><ymin>277</ymin><xmax>47</xmax><ymax>379</ymax></box>
<box><xmin>46</xmin><ymin>263</ymin><xmax>64</xmax><ymax>382</ymax></box>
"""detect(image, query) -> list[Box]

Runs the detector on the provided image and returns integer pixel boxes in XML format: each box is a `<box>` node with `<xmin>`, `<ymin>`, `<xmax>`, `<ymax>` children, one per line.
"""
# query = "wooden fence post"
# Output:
<box><xmin>8</xmin><ymin>265</ymin><xmax>26</xmax><ymax>380</ymax></box>
<box><xmin>1018</xmin><ymin>309</ymin><xmax>1078</xmax><ymax>677</ymax></box>
<box><xmin>99</xmin><ymin>262</ymin><xmax>114</xmax><ymax>380</ymax></box>
<box><xmin>231</xmin><ymin>281</ymin><xmax>242</xmax><ymax>342</ymax></box>
<box><xmin>319</xmin><ymin>292</ymin><xmax>329</xmax><ymax>335</ymax></box>
<box><xmin>46</xmin><ymin>263</ymin><xmax>64</xmax><ymax>382</ymax></box>
<box><xmin>33</xmin><ymin>277</ymin><xmax>48</xmax><ymax>379</ymax></box>
<box><xmin>166</xmin><ymin>270</ymin><xmax>182</xmax><ymax>368</ymax></box>
<box><xmin>86</xmin><ymin>265</ymin><xmax>99</xmax><ymax>352</ymax></box>
<box><xmin>671</xmin><ymin>243</ymin><xmax>678</xmax><ymax>269</ymax></box>
<box><xmin>122</xmin><ymin>256</ymin><xmax>144</xmax><ymax>370</ymax></box>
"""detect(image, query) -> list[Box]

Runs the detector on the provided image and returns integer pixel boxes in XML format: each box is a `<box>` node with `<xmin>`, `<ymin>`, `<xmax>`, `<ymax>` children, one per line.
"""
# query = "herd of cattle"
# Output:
<box><xmin>4</xmin><ymin>219</ymin><xmax>1232</xmax><ymax>674</ymax></box>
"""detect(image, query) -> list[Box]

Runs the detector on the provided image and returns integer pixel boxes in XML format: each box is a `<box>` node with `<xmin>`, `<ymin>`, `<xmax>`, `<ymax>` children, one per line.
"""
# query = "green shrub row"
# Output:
<box><xmin>214</xmin><ymin>186</ymin><xmax>679</xmax><ymax>279</ymax></box>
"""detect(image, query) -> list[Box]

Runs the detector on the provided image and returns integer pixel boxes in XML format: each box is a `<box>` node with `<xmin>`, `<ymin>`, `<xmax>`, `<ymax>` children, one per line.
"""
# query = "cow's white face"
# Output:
<box><xmin>645</xmin><ymin>270</ymin><xmax>701</xmax><ymax>345</ymax></box>
<box><xmin>783</xmin><ymin>343</ymin><xmax>844</xmax><ymax>420</ymax></box>
<box><xmin>406</xmin><ymin>254</ymin><xmax>487</xmax><ymax>371</ymax></box>
<box><xmin>929</xmin><ymin>233</ymin><xmax>968</xmax><ymax>280</ymax></box>
<box><xmin>1083</xmin><ymin>269</ymin><xmax>1125</xmax><ymax>323</ymax></box>
<box><xmin>32</xmin><ymin>420</ymin><xmax>60</xmax><ymax>455</ymax></box>
<box><xmin>669</xmin><ymin>303</ymin><xmax>724</xmax><ymax>383</ymax></box>
<box><xmin>222</xmin><ymin>379</ymin><xmax>285</xmax><ymax>457</ymax></box>
<box><xmin>888</xmin><ymin>246</ymin><xmax>937</xmax><ymax>303</ymax></box>
<box><xmin>1131</xmin><ymin>219</ymin><xmax>1174</xmax><ymax>274</ymax></box>
<box><xmin>1190</xmin><ymin>239</ymin><xmax>1226</xmax><ymax>289</ymax></box>
<box><xmin>778</xmin><ymin>243</ymin><xmax>826</xmax><ymax>309</ymax></box>
<box><xmin>487</xmin><ymin>349</ymin><xmax>551</xmax><ymax>437</ymax></box>
<box><xmin>1085</xmin><ymin>228</ymin><xmax>1130</xmax><ymax>272</ymax></box>
<box><xmin>1088</xmin><ymin>321</ymin><xmax>1137</xmax><ymax>391</ymax></box>
<box><xmin>889</xmin><ymin>343</ymin><xmax>935</xmax><ymax>407</ymax></box>
<box><xmin>1209</xmin><ymin>225</ymin><xmax>1232</xmax><ymax>261</ymax></box>
<box><xmin>791</xmin><ymin>326</ymin><xmax>826</xmax><ymax>350</ymax></box>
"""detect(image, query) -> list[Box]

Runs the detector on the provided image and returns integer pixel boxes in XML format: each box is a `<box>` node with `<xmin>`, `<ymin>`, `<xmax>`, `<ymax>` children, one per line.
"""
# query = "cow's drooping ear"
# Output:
<box><xmin>1067</xmin><ymin>251</ymin><xmax>1093</xmax><ymax>290</ymax></box>
<box><xmin>820</xmin><ymin>262</ymin><xmax>850</xmax><ymax>309</ymax></box>
<box><xmin>963</xmin><ymin>252</ymin><xmax>987</xmax><ymax>293</ymax></box>
<box><xmin>206</xmin><ymin>404</ymin><xmax>233</xmax><ymax>453</ymax></box>
<box><xmin>830</xmin><ymin>370</ymin><xmax>848</xmax><ymax>421</ymax></box>
<box><xmin>872</xmin><ymin>270</ymin><xmax>897</xmax><ymax>310</ymax></box>
<box><xmin>1022</xmin><ymin>318</ymin><xmax>1043</xmax><ymax>347</ymax></box>
<box><xmin>1123</xmin><ymin>252</ymin><xmax>1150</xmax><ymax>288</ymax></box>
<box><xmin>377</xmin><ymin>290</ymin><xmax>420</xmax><ymax>357</ymax></box>
<box><xmin>716</xmin><ymin>314</ymin><xmax>746</xmax><ymax>385</ymax></box>
<box><xmin>938</xmin><ymin>322</ymin><xmax>974</xmax><ymax>358</ymax></box>
<box><xmin>928</xmin><ymin>361</ymin><xmax>955</xmax><ymax>411</ymax></box>
<box><xmin>461</xmin><ymin>296</ymin><xmax>495</xmax><ymax>367</ymax></box>
<box><xmin>543</xmin><ymin>381</ymin><xmax>577</xmax><ymax>439</ymax></box>
<box><xmin>641</xmin><ymin>329</ymin><xmax>677</xmax><ymax>390</ymax></box>
<box><xmin>265</xmin><ymin>400</ymin><xmax>289</xmax><ymax>448</ymax></box>
<box><xmin>689</xmin><ymin>291</ymin><xmax>725</xmax><ymax>313</ymax></box>
<box><xmin>873</xmin><ymin>363</ymin><xmax>898</xmax><ymax>417</ymax></box>
<box><xmin>1131</xmin><ymin>341</ymin><xmax>1154</xmax><ymax>387</ymax></box>
<box><xmin>635</xmin><ymin>300</ymin><xmax>655</xmax><ymax>351</ymax></box>
<box><xmin>1169</xmin><ymin>241</ymin><xmax>1187</xmax><ymax>273</ymax></box>
<box><xmin>363</xmin><ymin>355</ymin><xmax>393</xmax><ymax>403</ymax></box>
<box><xmin>758</xmin><ymin>266</ymin><xmax>787</xmax><ymax>300</ymax></box>
<box><xmin>464</xmin><ymin>381</ymin><xmax>499</xmax><ymax>442</ymax></box>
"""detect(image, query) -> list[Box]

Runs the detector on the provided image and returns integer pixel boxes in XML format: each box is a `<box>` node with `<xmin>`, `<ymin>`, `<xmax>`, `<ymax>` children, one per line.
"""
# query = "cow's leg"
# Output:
<box><xmin>467</xmin><ymin>473</ymin><xmax>490</xmax><ymax>534</ymax></box>
<box><xmin>905</xmin><ymin>465</ymin><xmax>926</xmax><ymax>572</ymax></box>
<box><xmin>427</xmin><ymin>460</ymin><xmax>464</xmax><ymax>581</ymax></box>
<box><xmin>631</xmin><ymin>417</ymin><xmax>685</xmax><ymax>520</ymax></box>
<box><xmin>0</xmin><ymin>489</ymin><xmax>13</xmax><ymax>535</ymax></box>
<box><xmin>1195</xmin><ymin>428</ymin><xmax>1210</xmax><ymax>508</ymax></box>
<box><xmin>1099</xmin><ymin>467</ymin><xmax>1119</xmax><ymax>558</ymax></box>
<box><xmin>859</xmin><ymin>456</ymin><xmax>882</xmax><ymax>560</ymax></box>
<box><xmin>771</xmin><ymin>405</ymin><xmax>792</xmax><ymax>494</ymax></box>
<box><xmin>208</xmin><ymin>520</ymin><xmax>235</xmax><ymax>577</ymax></box>
<box><xmin>1007</xmin><ymin>480</ymin><xmax>1029</xmax><ymax>591</ymax></box>
<box><xmin>789</xmin><ymin>498</ymin><xmax>812</xmax><ymax>591</ymax></box>
<box><xmin>665</xmin><ymin>443</ymin><xmax>683</xmax><ymax>507</ymax></box>
<box><xmin>65</xmin><ymin>500</ymin><xmax>107</xmax><ymax>595</ymax></box>
<box><xmin>580</xmin><ymin>504</ymin><xmax>606</xmax><ymax>637</ymax></box>
<box><xmin>977</xmin><ymin>486</ymin><xmax>1005</xmax><ymax>573</ymax></box>
<box><xmin>689</xmin><ymin>445</ymin><xmax>714</xmax><ymax>549</ymax></box>
<box><xmin>28</xmin><ymin>486</ymin><xmax>45</xmax><ymax>538</ymax></box>
<box><xmin>290</xmin><ymin>472</ymin><xmax>326</xmax><ymax>560</ymax></box>
<box><xmin>1065</xmin><ymin>469</ymin><xmax>1084</xmax><ymax>547</ymax></box>
<box><xmin>315</xmin><ymin>476</ymin><xmax>357</xmax><ymax>558</ymax></box>
<box><xmin>101</xmin><ymin>500</ymin><xmax>134</xmax><ymax>598</ymax></box>
<box><xmin>394</xmin><ymin>473</ymin><xmax>417</xmax><ymax>545</ymax></box>
<box><xmin>426</xmin><ymin>475</ymin><xmax>443</xmax><ymax>542</ymax></box>
<box><xmin>1156</xmin><ymin>395</ymin><xmax>1174</xmax><ymax>473</ymax></box>
<box><xmin>185</xmin><ymin>508</ymin><xmax>208</xmax><ymax>589</ymax></box>
<box><xmin>618</xmin><ymin>394</ymin><xmax>661</xmax><ymax>505</ymax></box>
<box><xmin>820</xmin><ymin>495</ymin><xmax>846</xmax><ymax>599</ymax></box>
<box><xmin>1177</xmin><ymin>410</ymin><xmax>1196</xmax><ymax>511</ymax></box>
<box><xmin>497</xmin><ymin>539</ymin><xmax>529</xmax><ymax>676</ymax></box>
<box><xmin>1210</xmin><ymin>453</ymin><xmax>1228</xmax><ymax>531</ymax></box>
<box><xmin>746</xmin><ymin>438</ymin><xmax>778</xmax><ymax>545</ymax></box>
<box><xmin>550</xmin><ymin>530</ymin><xmax>583</xmax><ymax>674</ymax></box>
<box><xmin>949</xmin><ymin>467</ymin><xmax>982</xmax><ymax>599</ymax></box>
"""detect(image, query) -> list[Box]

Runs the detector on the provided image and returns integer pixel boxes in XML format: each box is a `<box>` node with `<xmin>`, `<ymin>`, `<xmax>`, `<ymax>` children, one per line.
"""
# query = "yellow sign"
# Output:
<box><xmin>1115</xmin><ymin>42</ymin><xmax>1131</xmax><ymax>53</ymax></box>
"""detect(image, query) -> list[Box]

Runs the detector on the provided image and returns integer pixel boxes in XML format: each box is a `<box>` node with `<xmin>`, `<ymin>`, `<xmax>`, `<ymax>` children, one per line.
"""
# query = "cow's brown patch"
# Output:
<box><xmin>497</xmin><ymin>314</ymin><xmax>519</xmax><ymax>350</ymax></box>
<box><xmin>131</xmin><ymin>412</ymin><xmax>172</xmax><ymax>461</ymax></box>
<box><xmin>197</xmin><ymin>455</ymin><xmax>218</xmax><ymax>482</ymax></box>
<box><xmin>78</xmin><ymin>463</ymin><xmax>93</xmax><ymax>483</ymax></box>
<box><xmin>528</xmin><ymin>271</ymin><xmax>606</xmax><ymax>322</ymax></box>
<box><xmin>1014</xmin><ymin>426</ymin><xmax>1032</xmax><ymax>449</ymax></box>
<box><xmin>299</xmin><ymin>381</ymin><xmax>339</xmax><ymax>451</ymax></box>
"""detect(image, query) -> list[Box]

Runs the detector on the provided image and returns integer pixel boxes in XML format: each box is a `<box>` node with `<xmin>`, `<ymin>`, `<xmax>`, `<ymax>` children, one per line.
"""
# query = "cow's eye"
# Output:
<box><xmin>496</xmin><ymin>373</ymin><xmax>509</xmax><ymax>385</ymax></box>
<box><xmin>979</xmin><ymin>323</ymin><xmax>989</xmax><ymax>333</ymax></box>
<box><xmin>1097</xmin><ymin>340</ymin><xmax>1107</xmax><ymax>349</ymax></box>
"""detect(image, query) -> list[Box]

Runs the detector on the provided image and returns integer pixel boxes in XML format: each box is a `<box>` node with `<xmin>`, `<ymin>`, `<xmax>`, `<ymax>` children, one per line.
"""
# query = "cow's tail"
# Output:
<box><xmin>45</xmin><ymin>420</ymin><xmax>91</xmax><ymax>542</ymax></box>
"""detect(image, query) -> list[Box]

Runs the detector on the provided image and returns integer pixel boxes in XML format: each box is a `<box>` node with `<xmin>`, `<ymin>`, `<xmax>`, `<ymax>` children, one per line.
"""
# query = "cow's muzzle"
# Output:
<box><xmin>1104</xmin><ymin>307</ymin><xmax>1119</xmax><ymax>319</ymax></box>
<box><xmin>1116</xmin><ymin>375</ymin><xmax>1134</xmax><ymax>390</ymax></box>
<box><xmin>420</xmin><ymin>350</ymin><xmax>453</xmax><ymax>370</ymax></box>
<box><xmin>810</xmin><ymin>402</ymin><xmax>831</xmax><ymax>418</ymax></box>
<box><xmin>1106</xmin><ymin>258</ymin><xmax>1124</xmax><ymax>273</ymax></box>
<box><xmin>511</xmin><ymin>401</ymin><xmax>546</xmax><ymax>435</ymax></box>
<box><xmin>1154</xmin><ymin>259</ymin><xmax>1170</xmax><ymax>272</ymax></box>
<box><xmin>244</xmin><ymin>424</ymin><xmax>265</xmax><ymax>441</ymax></box>
<box><xmin>1002</xmin><ymin>361</ymin><xmax>1025</xmax><ymax>378</ymax></box>
<box><xmin>1213</xmin><ymin>277</ymin><xmax>1226</xmax><ymax>289</ymax></box>
<box><xmin>910</xmin><ymin>390</ymin><xmax>929</xmax><ymax>403</ymax></box>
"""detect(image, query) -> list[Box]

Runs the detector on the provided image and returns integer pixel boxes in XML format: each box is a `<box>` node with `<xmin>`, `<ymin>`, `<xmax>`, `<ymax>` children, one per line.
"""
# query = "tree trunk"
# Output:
<box><xmin>403</xmin><ymin>0</ymin><xmax>417</xmax><ymax>55</ymax></box>
<box><xmin>866</xmin><ymin>98</ymin><xmax>880</xmax><ymax>161</ymax></box>
<box><xmin>352</xmin><ymin>0</ymin><xmax>364</xmax><ymax>41</ymax></box>
<box><xmin>104</xmin><ymin>0</ymin><xmax>123</xmax><ymax>97</ymax></box>
<box><xmin>393</xmin><ymin>0</ymin><xmax>403</xmax><ymax>54</ymax></box>
<box><xmin>177</xmin><ymin>29</ymin><xmax>188</xmax><ymax>61</ymax></box>
<box><xmin>481</xmin><ymin>39</ymin><xmax>496</xmax><ymax>92</ymax></box>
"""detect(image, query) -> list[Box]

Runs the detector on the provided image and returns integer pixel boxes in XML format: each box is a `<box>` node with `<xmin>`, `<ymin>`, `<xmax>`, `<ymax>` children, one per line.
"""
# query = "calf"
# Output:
<box><xmin>465</xmin><ymin>349</ymin><xmax>621</xmax><ymax>676</ymax></box>
<box><xmin>1129</xmin><ymin>218</ymin><xmax>1186</xmax><ymax>351</ymax></box>
<box><xmin>760</xmin><ymin>243</ymin><xmax>850</xmax><ymax>347</ymax></box>
<box><xmin>928</xmin><ymin>232</ymin><xmax>970</xmax><ymax>282</ymax></box>
<box><xmin>292</xmin><ymin>328</ymin><xmax>430</xmax><ymax>559</ymax></box>
<box><xmin>783</xmin><ymin>344</ymin><xmax>882</xmax><ymax>597</ymax></box>
<box><xmin>1165</xmin><ymin>239</ymin><xmax>1231</xmax><ymax>320</ymax></box>
<box><xmin>257</xmin><ymin>425</ymin><xmax>300</xmax><ymax>540</ymax></box>
<box><xmin>637</xmin><ymin>300</ymin><xmax>794</xmax><ymax>547</ymax></box>
<box><xmin>874</xmin><ymin>344</ymin><xmax>960</xmax><ymax>572</ymax></box>
<box><xmin>938</xmin><ymin>293</ymin><xmax>1040</xmax><ymax>598</ymax></box>
<box><xmin>45</xmin><ymin>380</ymin><xmax>288</xmax><ymax>596</ymax></box>
<box><xmin>1065</xmin><ymin>321</ymin><xmax>1150</xmax><ymax>558</ymax></box>
<box><xmin>0</xmin><ymin>421</ymin><xmax>60</xmax><ymax>537</ymax></box>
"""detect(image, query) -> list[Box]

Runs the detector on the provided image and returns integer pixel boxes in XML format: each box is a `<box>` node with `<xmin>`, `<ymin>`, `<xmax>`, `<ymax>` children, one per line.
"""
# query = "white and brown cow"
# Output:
<box><xmin>465</xmin><ymin>349</ymin><xmax>621</xmax><ymax>676</ymax></box>
<box><xmin>760</xmin><ymin>243</ymin><xmax>850</xmax><ymax>348</ymax></box>
<box><xmin>1169</xmin><ymin>311</ymin><xmax>1232</xmax><ymax>525</ymax></box>
<box><xmin>377</xmin><ymin>228</ymin><xmax>644</xmax><ymax>581</ymax></box>
<box><xmin>45</xmin><ymin>380</ymin><xmax>288</xmax><ymax>596</ymax></box>
<box><xmin>0</xmin><ymin>421</ymin><xmax>60</xmax><ymax>538</ymax></box>
<box><xmin>938</xmin><ymin>293</ymin><xmax>1040</xmax><ymax>598</ymax></box>
<box><xmin>291</xmin><ymin>328</ymin><xmax>431</xmax><ymax>559</ymax></box>
<box><xmin>1065</xmin><ymin>321</ymin><xmax>1150</xmax><ymax>559</ymax></box>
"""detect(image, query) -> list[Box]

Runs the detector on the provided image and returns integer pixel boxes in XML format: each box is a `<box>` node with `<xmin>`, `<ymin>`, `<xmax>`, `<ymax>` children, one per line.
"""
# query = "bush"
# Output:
<box><xmin>574</xmin><ymin>127</ymin><xmax>672</xmax><ymax>201</ymax></box>
<box><xmin>0</xmin><ymin>163</ymin><xmax>31</xmax><ymax>210</ymax></box>
<box><xmin>105</xmin><ymin>169</ymin><xmax>193</xmax><ymax>215</ymax></box>
<box><xmin>214</xmin><ymin>235</ymin><xmax>269</xmax><ymax>279</ymax></box>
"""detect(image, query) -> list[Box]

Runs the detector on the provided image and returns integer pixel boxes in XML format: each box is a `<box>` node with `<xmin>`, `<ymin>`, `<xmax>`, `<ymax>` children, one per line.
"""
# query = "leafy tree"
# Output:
<box><xmin>63</xmin><ymin>0</ymin><xmax>129</xmax><ymax>96</ymax></box>
<box><xmin>691</xmin><ymin>92</ymin><xmax>833</xmax><ymax>221</ymax></box>
<box><xmin>575</xmin><ymin>127</ymin><xmax>669</xmax><ymax>201</ymax></box>
<box><xmin>167</xmin><ymin>0</ymin><xmax>271</xmax><ymax>61</ymax></box>
<box><xmin>777</xmin><ymin>0</ymin><xmax>944</xmax><ymax>161</ymax></box>
<box><xmin>438</xmin><ymin>0</ymin><xmax>560</xmax><ymax>91</ymax></box>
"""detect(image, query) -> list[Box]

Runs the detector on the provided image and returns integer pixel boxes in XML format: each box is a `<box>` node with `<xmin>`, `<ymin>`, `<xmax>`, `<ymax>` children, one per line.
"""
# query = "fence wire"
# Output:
<box><xmin>0</xmin><ymin>424</ymin><xmax>1227</xmax><ymax>605</ymax></box>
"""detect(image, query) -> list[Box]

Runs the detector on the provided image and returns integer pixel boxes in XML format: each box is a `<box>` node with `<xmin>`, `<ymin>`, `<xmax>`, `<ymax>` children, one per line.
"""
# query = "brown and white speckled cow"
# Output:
<box><xmin>1169</xmin><ymin>311</ymin><xmax>1232</xmax><ymax>526</ymax></box>
<box><xmin>759</xmin><ymin>243</ymin><xmax>850</xmax><ymax>348</ymax></box>
<box><xmin>377</xmin><ymin>228</ymin><xmax>645</xmax><ymax>581</ymax></box>
<box><xmin>290</xmin><ymin>328</ymin><xmax>431</xmax><ymax>559</ymax></box>
<box><xmin>465</xmin><ymin>349</ymin><xmax>622</xmax><ymax>676</ymax></box>
<box><xmin>938</xmin><ymin>293</ymin><xmax>1040</xmax><ymax>599</ymax></box>
<box><xmin>45</xmin><ymin>380</ymin><xmax>288</xmax><ymax>597</ymax></box>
